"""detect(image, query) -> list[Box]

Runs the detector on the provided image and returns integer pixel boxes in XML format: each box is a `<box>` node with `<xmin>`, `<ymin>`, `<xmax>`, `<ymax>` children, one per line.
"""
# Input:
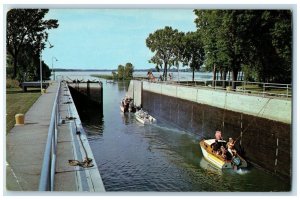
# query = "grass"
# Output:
<box><xmin>91</xmin><ymin>74</ymin><xmax>114</xmax><ymax>80</ymax></box>
<box><xmin>6</xmin><ymin>83</ymin><xmax>41</xmax><ymax>133</ymax></box>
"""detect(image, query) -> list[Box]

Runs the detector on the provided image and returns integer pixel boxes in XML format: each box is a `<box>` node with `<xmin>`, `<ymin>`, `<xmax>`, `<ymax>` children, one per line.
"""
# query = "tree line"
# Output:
<box><xmin>6</xmin><ymin>9</ymin><xmax>59</xmax><ymax>82</ymax></box>
<box><xmin>112</xmin><ymin>62</ymin><xmax>134</xmax><ymax>80</ymax></box>
<box><xmin>146</xmin><ymin>10</ymin><xmax>292</xmax><ymax>87</ymax></box>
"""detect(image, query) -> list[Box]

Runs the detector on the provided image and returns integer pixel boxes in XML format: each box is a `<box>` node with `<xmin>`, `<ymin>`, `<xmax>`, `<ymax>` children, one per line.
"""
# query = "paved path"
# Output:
<box><xmin>6</xmin><ymin>81</ymin><xmax>105</xmax><ymax>192</ymax></box>
<box><xmin>6</xmin><ymin>83</ymin><xmax>59</xmax><ymax>191</ymax></box>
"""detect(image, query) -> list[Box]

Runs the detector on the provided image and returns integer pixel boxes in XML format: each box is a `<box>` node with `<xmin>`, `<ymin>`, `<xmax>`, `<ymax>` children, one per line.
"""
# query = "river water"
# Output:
<box><xmin>59</xmin><ymin>72</ymin><xmax>291</xmax><ymax>192</ymax></box>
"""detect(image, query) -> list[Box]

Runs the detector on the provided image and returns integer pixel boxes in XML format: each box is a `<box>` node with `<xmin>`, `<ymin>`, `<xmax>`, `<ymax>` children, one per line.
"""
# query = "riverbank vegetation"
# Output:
<box><xmin>146</xmin><ymin>10</ymin><xmax>291</xmax><ymax>87</ymax></box>
<box><xmin>6</xmin><ymin>79</ymin><xmax>41</xmax><ymax>133</ymax></box>
<box><xmin>93</xmin><ymin>62</ymin><xmax>135</xmax><ymax>80</ymax></box>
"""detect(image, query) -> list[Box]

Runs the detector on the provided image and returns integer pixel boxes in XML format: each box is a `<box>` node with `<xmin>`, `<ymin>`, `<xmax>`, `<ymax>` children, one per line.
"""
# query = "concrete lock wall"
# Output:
<box><xmin>132</xmin><ymin>80</ymin><xmax>291</xmax><ymax>179</ymax></box>
<box><xmin>143</xmin><ymin>81</ymin><xmax>291</xmax><ymax>124</ymax></box>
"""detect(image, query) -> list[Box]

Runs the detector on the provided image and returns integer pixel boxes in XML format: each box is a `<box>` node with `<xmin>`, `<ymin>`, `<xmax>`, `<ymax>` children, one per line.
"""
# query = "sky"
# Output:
<box><xmin>42</xmin><ymin>9</ymin><xmax>197</xmax><ymax>70</ymax></box>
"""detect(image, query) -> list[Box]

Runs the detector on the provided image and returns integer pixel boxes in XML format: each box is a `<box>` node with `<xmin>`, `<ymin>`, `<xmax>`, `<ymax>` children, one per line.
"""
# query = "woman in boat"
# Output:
<box><xmin>227</xmin><ymin>138</ymin><xmax>235</xmax><ymax>155</ymax></box>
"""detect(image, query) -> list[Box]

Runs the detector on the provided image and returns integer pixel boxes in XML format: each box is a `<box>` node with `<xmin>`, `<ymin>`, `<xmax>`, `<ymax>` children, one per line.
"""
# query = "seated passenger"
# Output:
<box><xmin>220</xmin><ymin>146</ymin><xmax>233</xmax><ymax>160</ymax></box>
<box><xmin>227</xmin><ymin>138</ymin><xmax>235</xmax><ymax>155</ymax></box>
<box><xmin>211</xmin><ymin>139</ymin><xmax>220</xmax><ymax>153</ymax></box>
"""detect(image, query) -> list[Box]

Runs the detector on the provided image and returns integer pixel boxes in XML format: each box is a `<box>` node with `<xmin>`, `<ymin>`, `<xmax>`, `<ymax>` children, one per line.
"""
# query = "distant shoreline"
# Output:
<box><xmin>54</xmin><ymin>68</ymin><xmax>204</xmax><ymax>72</ymax></box>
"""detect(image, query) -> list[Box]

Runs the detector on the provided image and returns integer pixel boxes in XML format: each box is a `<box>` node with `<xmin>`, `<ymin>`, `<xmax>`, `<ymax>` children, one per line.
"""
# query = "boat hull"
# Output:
<box><xmin>200</xmin><ymin>139</ymin><xmax>247</xmax><ymax>169</ymax></box>
<box><xmin>135</xmin><ymin>112</ymin><xmax>156</xmax><ymax>124</ymax></box>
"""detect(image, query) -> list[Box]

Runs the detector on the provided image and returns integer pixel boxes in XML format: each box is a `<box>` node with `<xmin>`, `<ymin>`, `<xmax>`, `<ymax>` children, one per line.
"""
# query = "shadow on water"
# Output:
<box><xmin>68</xmin><ymin>85</ymin><xmax>104</xmax><ymax>137</ymax></box>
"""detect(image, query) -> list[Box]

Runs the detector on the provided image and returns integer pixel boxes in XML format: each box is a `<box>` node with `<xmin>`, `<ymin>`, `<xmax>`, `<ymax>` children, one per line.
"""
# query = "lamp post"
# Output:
<box><xmin>52</xmin><ymin>56</ymin><xmax>58</xmax><ymax>81</ymax></box>
<box><xmin>40</xmin><ymin>42</ymin><xmax>43</xmax><ymax>93</ymax></box>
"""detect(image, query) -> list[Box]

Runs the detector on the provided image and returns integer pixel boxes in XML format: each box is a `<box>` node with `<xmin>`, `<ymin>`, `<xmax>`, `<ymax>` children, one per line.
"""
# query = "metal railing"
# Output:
<box><xmin>38</xmin><ymin>81</ymin><xmax>61</xmax><ymax>191</ymax></box>
<box><xmin>140</xmin><ymin>78</ymin><xmax>292</xmax><ymax>98</ymax></box>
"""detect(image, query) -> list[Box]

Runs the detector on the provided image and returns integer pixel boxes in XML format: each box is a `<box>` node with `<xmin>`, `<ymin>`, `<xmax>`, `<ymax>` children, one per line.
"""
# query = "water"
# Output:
<box><xmin>55</xmin><ymin>70</ymin><xmax>213</xmax><ymax>81</ymax></box>
<box><xmin>58</xmin><ymin>72</ymin><xmax>291</xmax><ymax>192</ymax></box>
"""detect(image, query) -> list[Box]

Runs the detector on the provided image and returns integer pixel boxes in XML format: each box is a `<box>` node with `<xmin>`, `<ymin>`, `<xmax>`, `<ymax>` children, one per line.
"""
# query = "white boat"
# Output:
<box><xmin>135</xmin><ymin>109</ymin><xmax>156</xmax><ymax>124</ymax></box>
<box><xmin>199</xmin><ymin>139</ymin><xmax>247</xmax><ymax>169</ymax></box>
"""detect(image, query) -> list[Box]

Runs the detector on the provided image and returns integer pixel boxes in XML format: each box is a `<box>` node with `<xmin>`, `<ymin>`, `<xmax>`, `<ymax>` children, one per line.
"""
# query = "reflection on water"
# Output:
<box><xmin>68</xmin><ymin>75</ymin><xmax>291</xmax><ymax>192</ymax></box>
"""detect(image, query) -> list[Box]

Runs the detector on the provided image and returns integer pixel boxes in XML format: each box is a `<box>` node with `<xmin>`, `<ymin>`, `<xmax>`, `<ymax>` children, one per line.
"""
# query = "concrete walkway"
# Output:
<box><xmin>6</xmin><ymin>83</ymin><xmax>59</xmax><ymax>191</ymax></box>
<box><xmin>6</xmin><ymin>81</ymin><xmax>105</xmax><ymax>192</ymax></box>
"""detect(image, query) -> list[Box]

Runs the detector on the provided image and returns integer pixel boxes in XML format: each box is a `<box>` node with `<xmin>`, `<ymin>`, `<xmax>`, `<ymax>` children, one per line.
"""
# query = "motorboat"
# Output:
<box><xmin>135</xmin><ymin>109</ymin><xmax>156</xmax><ymax>124</ymax></box>
<box><xmin>120</xmin><ymin>97</ymin><xmax>136</xmax><ymax>113</ymax></box>
<box><xmin>199</xmin><ymin>139</ymin><xmax>247</xmax><ymax>169</ymax></box>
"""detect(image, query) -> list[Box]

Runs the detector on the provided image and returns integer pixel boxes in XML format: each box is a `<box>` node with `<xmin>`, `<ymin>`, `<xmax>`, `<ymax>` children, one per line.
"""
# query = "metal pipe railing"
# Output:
<box><xmin>138</xmin><ymin>78</ymin><xmax>292</xmax><ymax>98</ymax></box>
<box><xmin>38</xmin><ymin>81</ymin><xmax>61</xmax><ymax>191</ymax></box>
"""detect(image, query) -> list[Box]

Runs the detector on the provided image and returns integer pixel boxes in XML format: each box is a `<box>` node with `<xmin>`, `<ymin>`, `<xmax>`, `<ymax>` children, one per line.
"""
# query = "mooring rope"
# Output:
<box><xmin>242</xmin><ymin>97</ymin><xmax>273</xmax><ymax>134</ymax></box>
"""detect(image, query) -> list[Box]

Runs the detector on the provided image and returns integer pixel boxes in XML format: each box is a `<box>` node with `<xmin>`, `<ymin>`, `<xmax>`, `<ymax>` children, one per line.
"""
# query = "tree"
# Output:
<box><xmin>124</xmin><ymin>62</ymin><xmax>134</xmax><ymax>79</ymax></box>
<box><xmin>194</xmin><ymin>10</ymin><xmax>232</xmax><ymax>87</ymax></box>
<box><xmin>146</xmin><ymin>26</ymin><xmax>184</xmax><ymax>81</ymax></box>
<box><xmin>117</xmin><ymin>65</ymin><xmax>125</xmax><ymax>80</ymax></box>
<box><xmin>112</xmin><ymin>71</ymin><xmax>118</xmax><ymax>80</ymax></box>
<box><xmin>7</xmin><ymin>9</ymin><xmax>59</xmax><ymax>79</ymax></box>
<box><xmin>242</xmin><ymin>10</ymin><xmax>292</xmax><ymax>83</ymax></box>
<box><xmin>182</xmin><ymin>31</ymin><xmax>205</xmax><ymax>82</ymax></box>
<box><xmin>194</xmin><ymin>10</ymin><xmax>292</xmax><ymax>85</ymax></box>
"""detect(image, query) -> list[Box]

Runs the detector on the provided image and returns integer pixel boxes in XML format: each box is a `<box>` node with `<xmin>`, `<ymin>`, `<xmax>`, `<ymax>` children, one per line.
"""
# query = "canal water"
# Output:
<box><xmin>77</xmin><ymin>79</ymin><xmax>291</xmax><ymax>192</ymax></box>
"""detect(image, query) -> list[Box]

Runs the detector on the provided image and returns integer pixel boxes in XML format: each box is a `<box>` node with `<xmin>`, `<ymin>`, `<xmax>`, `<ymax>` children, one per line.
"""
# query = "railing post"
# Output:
<box><xmin>286</xmin><ymin>84</ymin><xmax>289</xmax><ymax>97</ymax></box>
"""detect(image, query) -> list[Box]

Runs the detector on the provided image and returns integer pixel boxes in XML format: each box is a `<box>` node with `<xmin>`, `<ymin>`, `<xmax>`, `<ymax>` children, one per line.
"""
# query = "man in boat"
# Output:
<box><xmin>211</xmin><ymin>130</ymin><xmax>227</xmax><ymax>155</ymax></box>
<box><xmin>215</xmin><ymin>130</ymin><xmax>222</xmax><ymax>140</ymax></box>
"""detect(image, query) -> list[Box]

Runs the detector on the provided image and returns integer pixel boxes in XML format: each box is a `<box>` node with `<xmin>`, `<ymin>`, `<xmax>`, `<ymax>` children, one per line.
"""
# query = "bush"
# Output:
<box><xmin>6</xmin><ymin>79</ymin><xmax>20</xmax><ymax>88</ymax></box>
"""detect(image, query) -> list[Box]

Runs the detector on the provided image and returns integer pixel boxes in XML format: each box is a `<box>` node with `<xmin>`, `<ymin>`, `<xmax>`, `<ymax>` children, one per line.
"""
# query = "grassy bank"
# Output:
<box><xmin>91</xmin><ymin>74</ymin><xmax>146</xmax><ymax>80</ymax></box>
<box><xmin>91</xmin><ymin>74</ymin><xmax>114</xmax><ymax>80</ymax></box>
<box><xmin>6</xmin><ymin>80</ymin><xmax>41</xmax><ymax>133</ymax></box>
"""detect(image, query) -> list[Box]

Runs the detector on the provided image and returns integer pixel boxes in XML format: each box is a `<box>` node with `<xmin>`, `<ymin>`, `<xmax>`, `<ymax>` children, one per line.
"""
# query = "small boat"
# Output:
<box><xmin>199</xmin><ymin>139</ymin><xmax>247</xmax><ymax>169</ymax></box>
<box><xmin>135</xmin><ymin>109</ymin><xmax>156</xmax><ymax>124</ymax></box>
<box><xmin>120</xmin><ymin>97</ymin><xmax>136</xmax><ymax>113</ymax></box>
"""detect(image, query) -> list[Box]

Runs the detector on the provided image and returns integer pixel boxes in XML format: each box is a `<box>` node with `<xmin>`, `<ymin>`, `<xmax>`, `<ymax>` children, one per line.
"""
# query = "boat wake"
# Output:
<box><xmin>235</xmin><ymin>168</ymin><xmax>249</xmax><ymax>175</ymax></box>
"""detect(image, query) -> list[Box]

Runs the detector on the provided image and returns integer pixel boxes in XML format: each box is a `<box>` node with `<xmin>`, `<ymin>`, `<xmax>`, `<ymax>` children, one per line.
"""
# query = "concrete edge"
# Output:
<box><xmin>63</xmin><ymin>81</ymin><xmax>106</xmax><ymax>192</ymax></box>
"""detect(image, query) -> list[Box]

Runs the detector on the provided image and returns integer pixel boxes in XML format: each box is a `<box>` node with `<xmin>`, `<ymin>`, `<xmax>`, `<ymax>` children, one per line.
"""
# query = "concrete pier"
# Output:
<box><xmin>6</xmin><ymin>81</ymin><xmax>105</xmax><ymax>192</ymax></box>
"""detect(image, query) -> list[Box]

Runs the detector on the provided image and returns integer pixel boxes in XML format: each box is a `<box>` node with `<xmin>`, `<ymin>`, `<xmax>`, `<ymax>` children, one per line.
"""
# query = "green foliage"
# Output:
<box><xmin>182</xmin><ymin>31</ymin><xmax>205</xmax><ymax>81</ymax></box>
<box><xmin>146</xmin><ymin>26</ymin><xmax>184</xmax><ymax>80</ymax></box>
<box><xmin>6</xmin><ymin>79</ymin><xmax>20</xmax><ymax>88</ymax></box>
<box><xmin>194</xmin><ymin>10</ymin><xmax>292</xmax><ymax>84</ymax></box>
<box><xmin>117</xmin><ymin>65</ymin><xmax>125</xmax><ymax>80</ymax></box>
<box><xmin>112</xmin><ymin>71</ymin><xmax>118</xmax><ymax>79</ymax></box>
<box><xmin>116</xmin><ymin>63</ymin><xmax>134</xmax><ymax>80</ymax></box>
<box><xmin>7</xmin><ymin>9</ymin><xmax>59</xmax><ymax>80</ymax></box>
<box><xmin>124</xmin><ymin>62</ymin><xmax>134</xmax><ymax>79</ymax></box>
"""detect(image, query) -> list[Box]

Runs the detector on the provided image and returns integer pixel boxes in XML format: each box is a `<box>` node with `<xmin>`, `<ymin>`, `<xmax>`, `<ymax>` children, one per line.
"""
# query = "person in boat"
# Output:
<box><xmin>231</xmin><ymin>151</ymin><xmax>241</xmax><ymax>170</ymax></box>
<box><xmin>220</xmin><ymin>146</ymin><xmax>233</xmax><ymax>160</ymax></box>
<box><xmin>211</xmin><ymin>139</ymin><xmax>221</xmax><ymax>154</ymax></box>
<box><xmin>226</xmin><ymin>138</ymin><xmax>236</xmax><ymax>155</ymax></box>
<box><xmin>215</xmin><ymin>130</ymin><xmax>223</xmax><ymax>140</ymax></box>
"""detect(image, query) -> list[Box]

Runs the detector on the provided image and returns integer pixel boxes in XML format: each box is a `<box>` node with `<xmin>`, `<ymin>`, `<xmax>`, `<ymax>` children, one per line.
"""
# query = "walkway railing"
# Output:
<box><xmin>38</xmin><ymin>81</ymin><xmax>61</xmax><ymax>191</ymax></box>
<box><xmin>138</xmin><ymin>78</ymin><xmax>292</xmax><ymax>98</ymax></box>
<box><xmin>181</xmin><ymin>80</ymin><xmax>292</xmax><ymax>98</ymax></box>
